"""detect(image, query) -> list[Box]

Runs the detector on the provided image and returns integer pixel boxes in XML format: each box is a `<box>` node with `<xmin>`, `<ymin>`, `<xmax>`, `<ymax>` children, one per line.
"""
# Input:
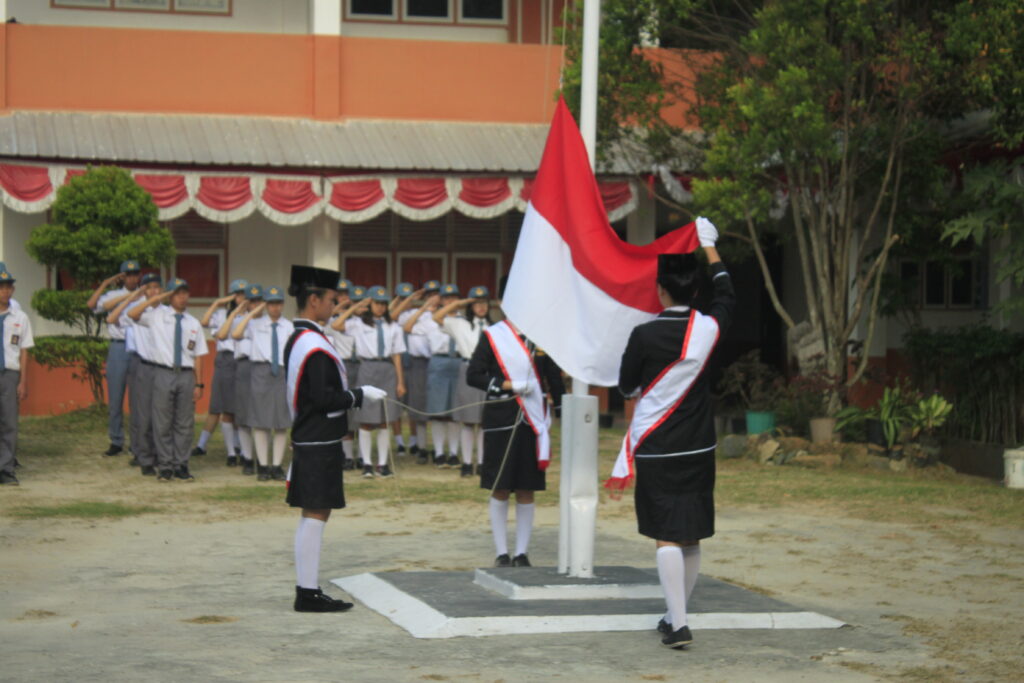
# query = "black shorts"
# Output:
<box><xmin>286</xmin><ymin>442</ymin><xmax>345</xmax><ymax>510</ymax></box>
<box><xmin>634</xmin><ymin>450</ymin><xmax>715</xmax><ymax>543</ymax></box>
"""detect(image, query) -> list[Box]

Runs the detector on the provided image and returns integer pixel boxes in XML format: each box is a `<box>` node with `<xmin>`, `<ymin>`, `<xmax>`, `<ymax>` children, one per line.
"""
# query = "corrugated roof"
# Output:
<box><xmin>0</xmin><ymin>110</ymin><xmax>646</xmax><ymax>174</ymax></box>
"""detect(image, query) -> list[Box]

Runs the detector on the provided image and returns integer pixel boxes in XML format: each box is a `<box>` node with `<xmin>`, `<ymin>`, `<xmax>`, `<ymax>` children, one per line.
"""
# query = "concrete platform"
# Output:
<box><xmin>332</xmin><ymin>568</ymin><xmax>846</xmax><ymax>639</ymax></box>
<box><xmin>474</xmin><ymin>565</ymin><xmax>663</xmax><ymax>600</ymax></box>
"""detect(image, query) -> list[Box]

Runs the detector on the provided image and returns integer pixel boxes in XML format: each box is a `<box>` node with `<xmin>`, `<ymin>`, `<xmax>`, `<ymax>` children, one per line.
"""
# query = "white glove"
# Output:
<box><xmin>696</xmin><ymin>216</ymin><xmax>718</xmax><ymax>248</ymax></box>
<box><xmin>360</xmin><ymin>385</ymin><xmax>387</xmax><ymax>402</ymax></box>
<box><xmin>511</xmin><ymin>380</ymin><xmax>533</xmax><ymax>396</ymax></box>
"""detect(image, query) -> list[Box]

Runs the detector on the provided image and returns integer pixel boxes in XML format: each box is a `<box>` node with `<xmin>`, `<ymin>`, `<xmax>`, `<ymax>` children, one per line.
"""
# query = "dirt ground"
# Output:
<box><xmin>2</xmin><ymin>444</ymin><xmax>1023</xmax><ymax>682</ymax></box>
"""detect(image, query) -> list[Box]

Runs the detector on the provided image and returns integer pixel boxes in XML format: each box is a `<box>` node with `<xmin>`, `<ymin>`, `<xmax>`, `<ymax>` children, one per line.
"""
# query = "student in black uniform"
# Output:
<box><xmin>611</xmin><ymin>218</ymin><xmax>735</xmax><ymax>649</ymax></box>
<box><xmin>284</xmin><ymin>265</ymin><xmax>386</xmax><ymax>612</ymax></box>
<box><xmin>467</xmin><ymin>277</ymin><xmax>564</xmax><ymax>568</ymax></box>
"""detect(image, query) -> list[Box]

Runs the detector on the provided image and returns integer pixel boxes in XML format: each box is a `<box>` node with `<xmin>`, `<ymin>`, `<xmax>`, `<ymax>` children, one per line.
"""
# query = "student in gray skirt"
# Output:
<box><xmin>399</xmin><ymin>279</ymin><xmax>442</xmax><ymax>465</ymax></box>
<box><xmin>197</xmin><ymin>278</ymin><xmax>247</xmax><ymax>465</ymax></box>
<box><xmin>233</xmin><ymin>285</ymin><xmax>294</xmax><ymax>481</ymax></box>
<box><xmin>216</xmin><ymin>284</ymin><xmax>264</xmax><ymax>475</ymax></box>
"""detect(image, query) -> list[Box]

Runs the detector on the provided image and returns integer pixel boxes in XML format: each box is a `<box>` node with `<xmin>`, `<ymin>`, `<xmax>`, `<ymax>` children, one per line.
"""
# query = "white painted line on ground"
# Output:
<box><xmin>332</xmin><ymin>573</ymin><xmax>448</xmax><ymax>639</ymax></box>
<box><xmin>473</xmin><ymin>568</ymin><xmax>662</xmax><ymax>601</ymax></box>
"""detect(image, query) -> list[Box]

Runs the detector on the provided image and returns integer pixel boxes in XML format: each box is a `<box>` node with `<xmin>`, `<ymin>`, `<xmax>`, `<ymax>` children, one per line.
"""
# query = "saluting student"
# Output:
<box><xmin>0</xmin><ymin>266</ymin><xmax>33</xmax><ymax>486</ymax></box>
<box><xmin>610</xmin><ymin>219</ymin><xmax>735</xmax><ymax>650</ymax></box>
<box><xmin>467</xmin><ymin>277</ymin><xmax>564</xmax><ymax>567</ymax></box>
<box><xmin>232</xmin><ymin>285</ymin><xmax>294</xmax><ymax>482</ymax></box>
<box><xmin>0</xmin><ymin>263</ymin><xmax>22</xmax><ymax>313</ymax></box>
<box><xmin>434</xmin><ymin>285</ymin><xmax>491</xmax><ymax>477</ymax></box>
<box><xmin>87</xmin><ymin>260</ymin><xmax>142</xmax><ymax>457</ymax></box>
<box><xmin>338</xmin><ymin>285</ymin><xmax>406</xmax><ymax>479</ymax></box>
<box><xmin>399</xmin><ymin>279</ymin><xmax>441</xmax><ymax>465</ymax></box>
<box><xmin>130</xmin><ymin>278</ymin><xmax>208</xmax><ymax>482</ymax></box>
<box><xmin>195</xmin><ymin>279</ymin><xmax>248</xmax><ymax>464</ymax></box>
<box><xmin>107</xmin><ymin>273</ymin><xmax>163</xmax><ymax>475</ymax></box>
<box><xmin>216</xmin><ymin>284</ymin><xmax>264</xmax><ymax>475</ymax></box>
<box><xmin>423</xmin><ymin>284</ymin><xmax>464</xmax><ymax>468</ymax></box>
<box><xmin>325</xmin><ymin>279</ymin><xmax>360</xmax><ymax>470</ymax></box>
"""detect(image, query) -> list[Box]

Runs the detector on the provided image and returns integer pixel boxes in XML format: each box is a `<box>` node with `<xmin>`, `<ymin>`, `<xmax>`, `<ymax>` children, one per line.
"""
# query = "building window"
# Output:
<box><xmin>173</xmin><ymin>251</ymin><xmax>222</xmax><ymax>299</ymax></box>
<box><xmin>349</xmin><ymin>0</ymin><xmax>395</xmax><ymax>18</ymax></box>
<box><xmin>901</xmin><ymin>257</ymin><xmax>984</xmax><ymax>310</ymax></box>
<box><xmin>407</xmin><ymin>0</ymin><xmax>450</xmax><ymax>19</ymax></box>
<box><xmin>346</xmin><ymin>0</ymin><xmax>504</xmax><ymax>23</ymax></box>
<box><xmin>461</xmin><ymin>0</ymin><xmax>503</xmax><ymax>21</ymax></box>
<box><xmin>51</xmin><ymin>0</ymin><xmax>232</xmax><ymax>15</ymax></box>
<box><xmin>165</xmin><ymin>210</ymin><xmax>227</xmax><ymax>302</ymax></box>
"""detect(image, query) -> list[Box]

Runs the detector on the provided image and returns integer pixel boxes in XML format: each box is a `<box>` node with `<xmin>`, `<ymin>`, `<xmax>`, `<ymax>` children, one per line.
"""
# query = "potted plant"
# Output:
<box><xmin>718</xmin><ymin>350</ymin><xmax>782</xmax><ymax>435</ymax></box>
<box><xmin>907</xmin><ymin>393</ymin><xmax>952</xmax><ymax>465</ymax></box>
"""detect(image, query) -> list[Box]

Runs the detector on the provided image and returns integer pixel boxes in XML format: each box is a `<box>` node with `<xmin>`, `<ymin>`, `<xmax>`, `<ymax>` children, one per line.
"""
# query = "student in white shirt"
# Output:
<box><xmin>0</xmin><ymin>267</ymin><xmax>33</xmax><ymax>486</ymax></box>
<box><xmin>419</xmin><ymin>284</ymin><xmax>463</xmax><ymax>468</ymax></box>
<box><xmin>197</xmin><ymin>279</ymin><xmax>248</xmax><ymax>465</ymax></box>
<box><xmin>399</xmin><ymin>280</ymin><xmax>442</xmax><ymax>465</ymax></box>
<box><xmin>336</xmin><ymin>285</ymin><xmax>406</xmax><ymax>479</ymax></box>
<box><xmin>325</xmin><ymin>279</ymin><xmax>360</xmax><ymax>470</ymax></box>
<box><xmin>130</xmin><ymin>278</ymin><xmax>208</xmax><ymax>482</ymax></box>
<box><xmin>434</xmin><ymin>285</ymin><xmax>492</xmax><ymax>477</ymax></box>
<box><xmin>0</xmin><ymin>263</ymin><xmax>21</xmax><ymax>313</ymax></box>
<box><xmin>215</xmin><ymin>284</ymin><xmax>264</xmax><ymax>475</ymax></box>
<box><xmin>107</xmin><ymin>273</ymin><xmax>164</xmax><ymax>476</ymax></box>
<box><xmin>232</xmin><ymin>285</ymin><xmax>294</xmax><ymax>481</ymax></box>
<box><xmin>87</xmin><ymin>260</ymin><xmax>143</xmax><ymax>457</ymax></box>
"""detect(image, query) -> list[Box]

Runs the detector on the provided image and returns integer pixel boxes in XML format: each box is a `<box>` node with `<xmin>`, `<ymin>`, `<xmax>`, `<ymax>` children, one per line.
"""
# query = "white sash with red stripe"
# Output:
<box><xmin>484</xmin><ymin>320</ymin><xmax>552</xmax><ymax>470</ymax></box>
<box><xmin>605</xmin><ymin>310</ymin><xmax>720</xmax><ymax>491</ymax></box>
<box><xmin>285</xmin><ymin>327</ymin><xmax>348</xmax><ymax>421</ymax></box>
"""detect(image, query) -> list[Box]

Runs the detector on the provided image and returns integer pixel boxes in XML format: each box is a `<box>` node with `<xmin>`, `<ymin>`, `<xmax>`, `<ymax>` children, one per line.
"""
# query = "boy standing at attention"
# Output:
<box><xmin>0</xmin><ymin>267</ymin><xmax>33</xmax><ymax>486</ymax></box>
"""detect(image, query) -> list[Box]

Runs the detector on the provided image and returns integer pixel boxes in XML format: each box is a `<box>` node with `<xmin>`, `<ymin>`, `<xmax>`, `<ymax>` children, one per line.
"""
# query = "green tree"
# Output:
<box><xmin>25</xmin><ymin>166</ymin><xmax>175</xmax><ymax>404</ymax></box>
<box><xmin>561</xmin><ymin>0</ymin><xmax>1023</xmax><ymax>413</ymax></box>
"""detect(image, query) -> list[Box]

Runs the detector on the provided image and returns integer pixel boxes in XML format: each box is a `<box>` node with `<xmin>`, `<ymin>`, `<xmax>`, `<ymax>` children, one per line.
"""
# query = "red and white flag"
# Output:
<box><xmin>502</xmin><ymin>97</ymin><xmax>699</xmax><ymax>387</ymax></box>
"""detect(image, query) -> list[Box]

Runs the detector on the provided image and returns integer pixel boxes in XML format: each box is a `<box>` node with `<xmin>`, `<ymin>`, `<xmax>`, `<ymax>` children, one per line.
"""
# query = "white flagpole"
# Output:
<box><xmin>558</xmin><ymin>0</ymin><xmax>602</xmax><ymax>579</ymax></box>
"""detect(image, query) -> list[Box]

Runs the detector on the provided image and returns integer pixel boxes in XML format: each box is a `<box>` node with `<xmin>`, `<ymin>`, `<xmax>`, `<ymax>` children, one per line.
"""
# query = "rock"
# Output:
<box><xmin>717</xmin><ymin>434</ymin><xmax>747</xmax><ymax>460</ymax></box>
<box><xmin>776</xmin><ymin>449</ymin><xmax>805</xmax><ymax>465</ymax></box>
<box><xmin>888</xmin><ymin>458</ymin><xmax>908</xmax><ymax>472</ymax></box>
<box><xmin>757</xmin><ymin>439</ymin><xmax>780</xmax><ymax>465</ymax></box>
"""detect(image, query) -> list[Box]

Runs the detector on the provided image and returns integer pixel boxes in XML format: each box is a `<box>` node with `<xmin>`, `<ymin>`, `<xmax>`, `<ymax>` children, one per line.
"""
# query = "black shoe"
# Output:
<box><xmin>0</xmin><ymin>471</ymin><xmax>19</xmax><ymax>486</ymax></box>
<box><xmin>435</xmin><ymin>452</ymin><xmax>448</xmax><ymax>469</ymax></box>
<box><xmin>662</xmin><ymin>625</ymin><xmax>693</xmax><ymax>649</ymax></box>
<box><xmin>362</xmin><ymin>465</ymin><xmax>375</xmax><ymax>479</ymax></box>
<box><xmin>226</xmin><ymin>455</ymin><xmax>238</xmax><ymax>467</ymax></box>
<box><xmin>257</xmin><ymin>465</ymin><xmax>271</xmax><ymax>481</ymax></box>
<box><xmin>241</xmin><ymin>459</ymin><xmax>255</xmax><ymax>475</ymax></box>
<box><xmin>460</xmin><ymin>463</ymin><xmax>473</xmax><ymax>478</ymax></box>
<box><xmin>191</xmin><ymin>446</ymin><xmax>206</xmax><ymax>457</ymax></box>
<box><xmin>235</xmin><ymin>449</ymin><xmax>243</xmax><ymax>457</ymax></box>
<box><xmin>512</xmin><ymin>554</ymin><xmax>531</xmax><ymax>567</ymax></box>
<box><xmin>271</xmin><ymin>466</ymin><xmax>286</xmax><ymax>481</ymax></box>
<box><xmin>343</xmin><ymin>458</ymin><xmax>355</xmax><ymax>471</ymax></box>
<box><xmin>104</xmin><ymin>444</ymin><xmax>123</xmax><ymax>456</ymax></box>
<box><xmin>129</xmin><ymin>457</ymin><xmax>141</xmax><ymax>467</ymax></box>
<box><xmin>494</xmin><ymin>553</ymin><xmax>512</xmax><ymax>567</ymax></box>
<box><xmin>377</xmin><ymin>465</ymin><xmax>393</xmax><ymax>478</ymax></box>
<box><xmin>396</xmin><ymin>445</ymin><xmax>406</xmax><ymax>455</ymax></box>
<box><xmin>410</xmin><ymin>445</ymin><xmax>420</xmax><ymax>457</ymax></box>
<box><xmin>140</xmin><ymin>465</ymin><xmax>156</xmax><ymax>476</ymax></box>
<box><xmin>174</xmin><ymin>466</ymin><xmax>195</xmax><ymax>482</ymax></box>
<box><xmin>157</xmin><ymin>469</ymin><xmax>173</xmax><ymax>482</ymax></box>
<box><xmin>447</xmin><ymin>454</ymin><xmax>459</xmax><ymax>468</ymax></box>
<box><xmin>294</xmin><ymin>586</ymin><xmax>353</xmax><ymax>613</ymax></box>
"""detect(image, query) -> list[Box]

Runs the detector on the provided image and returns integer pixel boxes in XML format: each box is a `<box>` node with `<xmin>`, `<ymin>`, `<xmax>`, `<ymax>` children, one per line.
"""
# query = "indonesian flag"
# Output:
<box><xmin>502</xmin><ymin>97</ymin><xmax>699</xmax><ymax>387</ymax></box>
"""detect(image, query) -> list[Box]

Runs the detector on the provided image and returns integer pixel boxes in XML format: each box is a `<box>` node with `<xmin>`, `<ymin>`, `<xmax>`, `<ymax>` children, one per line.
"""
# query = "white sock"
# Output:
<box><xmin>430</xmin><ymin>421</ymin><xmax>446</xmax><ymax>454</ymax></box>
<box><xmin>294</xmin><ymin>517</ymin><xmax>326</xmax><ymax>590</ymax></box>
<box><xmin>238</xmin><ymin>427</ymin><xmax>254</xmax><ymax>462</ymax></box>
<box><xmin>460</xmin><ymin>425</ymin><xmax>474</xmax><ymax>465</ymax></box>
<box><xmin>409</xmin><ymin>431</ymin><xmax>419</xmax><ymax>448</ymax></box>
<box><xmin>476</xmin><ymin>427</ymin><xmax>484</xmax><ymax>465</ymax></box>
<box><xmin>219</xmin><ymin>422</ymin><xmax>235</xmax><ymax>454</ymax></box>
<box><xmin>514</xmin><ymin>503</ymin><xmax>534</xmax><ymax>557</ymax></box>
<box><xmin>197</xmin><ymin>429</ymin><xmax>211</xmax><ymax>450</ymax></box>
<box><xmin>272</xmin><ymin>431</ymin><xmax>288</xmax><ymax>467</ymax></box>
<box><xmin>657</xmin><ymin>546</ymin><xmax>688</xmax><ymax>629</ymax></box>
<box><xmin>395</xmin><ymin>434</ymin><xmax>405</xmax><ymax>448</ymax></box>
<box><xmin>358</xmin><ymin>429</ymin><xmax>373</xmax><ymax>467</ymax></box>
<box><xmin>682</xmin><ymin>545</ymin><xmax>701</xmax><ymax>600</ymax></box>
<box><xmin>377</xmin><ymin>428</ymin><xmax>391</xmax><ymax>466</ymax></box>
<box><xmin>416</xmin><ymin>423</ymin><xmax>427</xmax><ymax>449</ymax></box>
<box><xmin>342</xmin><ymin>438</ymin><xmax>353</xmax><ymax>462</ymax></box>
<box><xmin>446</xmin><ymin>421</ymin><xmax>460</xmax><ymax>456</ymax></box>
<box><xmin>489</xmin><ymin>497</ymin><xmax>509</xmax><ymax>557</ymax></box>
<box><xmin>252</xmin><ymin>429</ymin><xmax>270</xmax><ymax>467</ymax></box>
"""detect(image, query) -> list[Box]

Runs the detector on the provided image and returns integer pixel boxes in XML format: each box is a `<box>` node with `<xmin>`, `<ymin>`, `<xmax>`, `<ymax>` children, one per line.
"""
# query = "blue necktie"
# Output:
<box><xmin>271</xmin><ymin>322</ymin><xmax>280</xmax><ymax>376</ymax></box>
<box><xmin>448</xmin><ymin>333</ymin><xmax>456</xmax><ymax>355</ymax></box>
<box><xmin>376</xmin><ymin>319</ymin><xmax>385</xmax><ymax>358</ymax></box>
<box><xmin>0</xmin><ymin>313</ymin><xmax>7</xmax><ymax>371</ymax></box>
<box><xmin>173</xmin><ymin>313</ymin><xmax>183</xmax><ymax>369</ymax></box>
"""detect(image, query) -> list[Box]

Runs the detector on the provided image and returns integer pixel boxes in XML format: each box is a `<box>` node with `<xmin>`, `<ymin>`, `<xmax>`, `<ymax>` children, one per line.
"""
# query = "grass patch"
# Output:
<box><xmin>198</xmin><ymin>486</ymin><xmax>284</xmax><ymax>504</ymax></box>
<box><xmin>7</xmin><ymin>501</ymin><xmax>157</xmax><ymax>519</ymax></box>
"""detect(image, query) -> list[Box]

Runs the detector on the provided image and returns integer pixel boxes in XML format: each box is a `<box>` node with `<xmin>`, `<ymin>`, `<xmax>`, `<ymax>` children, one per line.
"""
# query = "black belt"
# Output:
<box><xmin>433</xmin><ymin>353</ymin><xmax>456</xmax><ymax>357</ymax></box>
<box><xmin>141</xmin><ymin>360</ymin><xmax>193</xmax><ymax>372</ymax></box>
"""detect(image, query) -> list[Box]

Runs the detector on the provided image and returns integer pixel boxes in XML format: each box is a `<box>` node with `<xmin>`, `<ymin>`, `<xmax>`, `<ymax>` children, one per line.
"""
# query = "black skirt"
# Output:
<box><xmin>286</xmin><ymin>442</ymin><xmax>345</xmax><ymax>510</ymax></box>
<box><xmin>634</xmin><ymin>450</ymin><xmax>715</xmax><ymax>543</ymax></box>
<box><xmin>479</xmin><ymin>421</ymin><xmax>546</xmax><ymax>492</ymax></box>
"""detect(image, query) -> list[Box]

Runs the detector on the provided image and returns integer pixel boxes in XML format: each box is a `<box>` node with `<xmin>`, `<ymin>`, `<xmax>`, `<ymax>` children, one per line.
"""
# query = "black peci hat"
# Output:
<box><xmin>289</xmin><ymin>265</ymin><xmax>340</xmax><ymax>296</ymax></box>
<box><xmin>657</xmin><ymin>253</ymin><xmax>698</xmax><ymax>279</ymax></box>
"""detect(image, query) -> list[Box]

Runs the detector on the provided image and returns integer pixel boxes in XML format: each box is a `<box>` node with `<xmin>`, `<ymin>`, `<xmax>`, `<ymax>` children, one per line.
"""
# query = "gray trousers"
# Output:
<box><xmin>151</xmin><ymin>366</ymin><xmax>196</xmax><ymax>471</ymax></box>
<box><xmin>0</xmin><ymin>369</ymin><xmax>19</xmax><ymax>475</ymax></box>
<box><xmin>105</xmin><ymin>340</ymin><xmax>130</xmax><ymax>447</ymax></box>
<box><xmin>127</xmin><ymin>354</ymin><xmax>154</xmax><ymax>464</ymax></box>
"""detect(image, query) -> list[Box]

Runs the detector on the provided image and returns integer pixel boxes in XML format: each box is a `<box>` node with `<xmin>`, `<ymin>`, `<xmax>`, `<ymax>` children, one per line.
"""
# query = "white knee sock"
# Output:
<box><xmin>416</xmin><ymin>423</ymin><xmax>427</xmax><ymax>449</ymax></box>
<box><xmin>430</xmin><ymin>421</ymin><xmax>446</xmax><ymax>454</ymax></box>
<box><xmin>489</xmin><ymin>497</ymin><xmax>509</xmax><ymax>557</ymax></box>
<box><xmin>197</xmin><ymin>429</ymin><xmax>211</xmax><ymax>450</ymax></box>
<box><xmin>657</xmin><ymin>546</ymin><xmax>688</xmax><ymax>630</ymax></box>
<box><xmin>446</xmin><ymin>421</ymin><xmax>460</xmax><ymax>456</ymax></box>
<box><xmin>294</xmin><ymin>517</ymin><xmax>326</xmax><ymax>589</ymax></box>
<box><xmin>514</xmin><ymin>503</ymin><xmax>534</xmax><ymax>557</ymax></box>
<box><xmin>238</xmin><ymin>427</ymin><xmax>254</xmax><ymax>461</ymax></box>
<box><xmin>409</xmin><ymin>430</ymin><xmax>419</xmax><ymax>448</ymax></box>
<box><xmin>395</xmin><ymin>434</ymin><xmax>405</xmax><ymax>448</ymax></box>
<box><xmin>342</xmin><ymin>438</ymin><xmax>353</xmax><ymax>462</ymax></box>
<box><xmin>476</xmin><ymin>427</ymin><xmax>484</xmax><ymax>465</ymax></box>
<box><xmin>682</xmin><ymin>545</ymin><xmax>701</xmax><ymax>600</ymax></box>
<box><xmin>252</xmin><ymin>429</ymin><xmax>270</xmax><ymax>467</ymax></box>
<box><xmin>358</xmin><ymin>428</ymin><xmax>373</xmax><ymax>466</ymax></box>
<box><xmin>272</xmin><ymin>431</ymin><xmax>288</xmax><ymax>467</ymax></box>
<box><xmin>219</xmin><ymin>422</ymin><xmax>235</xmax><ymax>454</ymax></box>
<box><xmin>460</xmin><ymin>424</ymin><xmax>474</xmax><ymax>465</ymax></box>
<box><xmin>377</xmin><ymin>428</ymin><xmax>391</xmax><ymax>466</ymax></box>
